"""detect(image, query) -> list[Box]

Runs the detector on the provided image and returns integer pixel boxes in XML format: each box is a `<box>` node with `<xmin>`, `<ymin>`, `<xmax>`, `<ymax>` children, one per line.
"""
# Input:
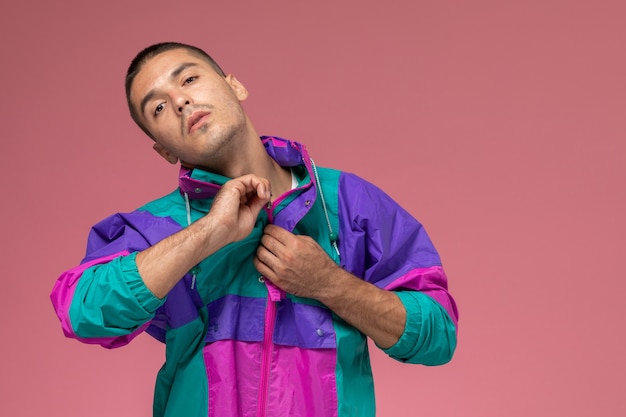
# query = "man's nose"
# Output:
<box><xmin>175</xmin><ymin>95</ymin><xmax>192</xmax><ymax>114</ymax></box>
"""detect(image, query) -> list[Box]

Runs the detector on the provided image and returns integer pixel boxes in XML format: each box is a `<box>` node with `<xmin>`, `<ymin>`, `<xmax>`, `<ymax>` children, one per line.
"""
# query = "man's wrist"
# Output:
<box><xmin>191</xmin><ymin>214</ymin><xmax>233</xmax><ymax>261</ymax></box>
<box><xmin>315</xmin><ymin>267</ymin><xmax>358</xmax><ymax>307</ymax></box>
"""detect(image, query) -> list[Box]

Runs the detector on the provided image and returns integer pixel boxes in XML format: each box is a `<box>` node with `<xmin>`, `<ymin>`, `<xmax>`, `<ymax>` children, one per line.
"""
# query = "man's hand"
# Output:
<box><xmin>254</xmin><ymin>224</ymin><xmax>406</xmax><ymax>349</ymax></box>
<box><xmin>209</xmin><ymin>174</ymin><xmax>272</xmax><ymax>244</ymax></box>
<box><xmin>253</xmin><ymin>224</ymin><xmax>339</xmax><ymax>299</ymax></box>
<box><xmin>137</xmin><ymin>175</ymin><xmax>271</xmax><ymax>299</ymax></box>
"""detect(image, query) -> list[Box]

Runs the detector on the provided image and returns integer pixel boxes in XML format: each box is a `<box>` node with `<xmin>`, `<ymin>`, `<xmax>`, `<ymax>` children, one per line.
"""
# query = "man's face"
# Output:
<box><xmin>129</xmin><ymin>48</ymin><xmax>249</xmax><ymax>169</ymax></box>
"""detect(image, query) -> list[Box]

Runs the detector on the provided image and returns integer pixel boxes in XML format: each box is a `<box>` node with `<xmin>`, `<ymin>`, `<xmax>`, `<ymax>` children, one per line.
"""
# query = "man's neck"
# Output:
<box><xmin>203</xmin><ymin>132</ymin><xmax>294</xmax><ymax>201</ymax></box>
<box><xmin>234</xmin><ymin>150</ymin><xmax>292</xmax><ymax>201</ymax></box>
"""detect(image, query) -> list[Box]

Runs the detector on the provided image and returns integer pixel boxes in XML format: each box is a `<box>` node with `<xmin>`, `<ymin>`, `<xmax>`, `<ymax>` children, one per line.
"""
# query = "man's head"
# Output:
<box><xmin>125</xmin><ymin>42</ymin><xmax>251</xmax><ymax>170</ymax></box>
<box><xmin>125</xmin><ymin>42</ymin><xmax>226</xmax><ymax>140</ymax></box>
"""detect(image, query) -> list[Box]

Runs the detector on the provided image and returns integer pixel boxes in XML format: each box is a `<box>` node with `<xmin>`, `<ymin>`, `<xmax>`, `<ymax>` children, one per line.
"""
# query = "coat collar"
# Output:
<box><xmin>178</xmin><ymin>136</ymin><xmax>311</xmax><ymax>200</ymax></box>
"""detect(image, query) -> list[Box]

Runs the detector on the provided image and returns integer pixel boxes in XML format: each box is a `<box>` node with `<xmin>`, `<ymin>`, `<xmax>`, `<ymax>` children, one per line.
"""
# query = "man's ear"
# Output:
<box><xmin>153</xmin><ymin>143</ymin><xmax>179</xmax><ymax>165</ymax></box>
<box><xmin>225</xmin><ymin>74</ymin><xmax>248</xmax><ymax>101</ymax></box>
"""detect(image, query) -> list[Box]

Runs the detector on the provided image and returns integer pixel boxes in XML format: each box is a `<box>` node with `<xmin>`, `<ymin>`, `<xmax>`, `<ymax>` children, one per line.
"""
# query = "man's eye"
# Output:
<box><xmin>184</xmin><ymin>76</ymin><xmax>197</xmax><ymax>85</ymax></box>
<box><xmin>154</xmin><ymin>103</ymin><xmax>165</xmax><ymax>116</ymax></box>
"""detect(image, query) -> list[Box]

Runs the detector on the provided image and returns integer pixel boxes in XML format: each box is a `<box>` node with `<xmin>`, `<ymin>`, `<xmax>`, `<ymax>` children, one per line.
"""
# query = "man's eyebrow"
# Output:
<box><xmin>140</xmin><ymin>62</ymin><xmax>199</xmax><ymax>116</ymax></box>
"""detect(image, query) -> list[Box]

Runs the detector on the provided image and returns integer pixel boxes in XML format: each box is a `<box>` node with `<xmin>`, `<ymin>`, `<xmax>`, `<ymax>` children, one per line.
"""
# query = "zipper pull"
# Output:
<box><xmin>265</xmin><ymin>280</ymin><xmax>285</xmax><ymax>302</ymax></box>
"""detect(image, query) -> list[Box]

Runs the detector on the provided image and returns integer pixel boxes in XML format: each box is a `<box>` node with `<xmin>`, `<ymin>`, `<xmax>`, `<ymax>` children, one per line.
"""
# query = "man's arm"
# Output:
<box><xmin>254</xmin><ymin>171</ymin><xmax>458</xmax><ymax>364</ymax></box>
<box><xmin>137</xmin><ymin>174</ymin><xmax>271</xmax><ymax>298</ymax></box>
<box><xmin>51</xmin><ymin>175</ymin><xmax>271</xmax><ymax>347</ymax></box>
<box><xmin>254</xmin><ymin>224</ymin><xmax>404</xmax><ymax>348</ymax></box>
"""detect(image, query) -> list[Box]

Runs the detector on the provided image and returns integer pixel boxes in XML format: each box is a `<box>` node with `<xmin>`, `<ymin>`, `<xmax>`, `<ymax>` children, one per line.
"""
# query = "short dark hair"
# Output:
<box><xmin>125</xmin><ymin>42</ymin><xmax>226</xmax><ymax>139</ymax></box>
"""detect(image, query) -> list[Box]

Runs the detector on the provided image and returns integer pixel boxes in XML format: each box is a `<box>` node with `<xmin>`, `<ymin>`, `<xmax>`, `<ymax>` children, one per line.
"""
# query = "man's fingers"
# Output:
<box><xmin>247</xmin><ymin>192</ymin><xmax>269</xmax><ymax>215</ymax></box>
<box><xmin>237</xmin><ymin>174</ymin><xmax>271</xmax><ymax>199</ymax></box>
<box><xmin>262</xmin><ymin>224</ymin><xmax>292</xmax><ymax>244</ymax></box>
<box><xmin>260</xmin><ymin>232</ymin><xmax>284</xmax><ymax>258</ymax></box>
<box><xmin>255</xmin><ymin>181</ymin><xmax>271</xmax><ymax>200</ymax></box>
<box><xmin>253</xmin><ymin>254</ymin><xmax>275</xmax><ymax>282</ymax></box>
<box><xmin>221</xmin><ymin>175</ymin><xmax>271</xmax><ymax>206</ymax></box>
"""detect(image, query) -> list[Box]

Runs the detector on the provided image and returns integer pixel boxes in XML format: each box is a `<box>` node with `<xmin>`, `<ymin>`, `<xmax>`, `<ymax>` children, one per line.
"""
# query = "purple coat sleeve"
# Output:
<box><xmin>337</xmin><ymin>172</ymin><xmax>458</xmax><ymax>364</ymax></box>
<box><xmin>50</xmin><ymin>211</ymin><xmax>182</xmax><ymax>348</ymax></box>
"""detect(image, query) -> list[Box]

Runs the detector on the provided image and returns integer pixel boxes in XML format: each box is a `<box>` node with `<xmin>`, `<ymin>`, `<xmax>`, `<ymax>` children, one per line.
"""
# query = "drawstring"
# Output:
<box><xmin>184</xmin><ymin>191</ymin><xmax>192</xmax><ymax>227</ymax></box>
<box><xmin>184</xmin><ymin>192</ymin><xmax>197</xmax><ymax>290</ymax></box>
<box><xmin>310</xmin><ymin>158</ymin><xmax>340</xmax><ymax>258</ymax></box>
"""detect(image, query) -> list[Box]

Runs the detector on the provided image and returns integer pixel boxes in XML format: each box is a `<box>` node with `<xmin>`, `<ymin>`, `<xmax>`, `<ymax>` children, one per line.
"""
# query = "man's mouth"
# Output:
<box><xmin>187</xmin><ymin>111</ymin><xmax>211</xmax><ymax>134</ymax></box>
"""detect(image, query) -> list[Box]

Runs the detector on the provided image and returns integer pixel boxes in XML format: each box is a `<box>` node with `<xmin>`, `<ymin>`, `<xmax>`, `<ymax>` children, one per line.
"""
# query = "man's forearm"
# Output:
<box><xmin>136</xmin><ymin>174</ymin><xmax>272</xmax><ymax>299</ymax></box>
<box><xmin>316</xmin><ymin>268</ymin><xmax>406</xmax><ymax>349</ymax></box>
<box><xmin>135</xmin><ymin>215</ymin><xmax>228</xmax><ymax>299</ymax></box>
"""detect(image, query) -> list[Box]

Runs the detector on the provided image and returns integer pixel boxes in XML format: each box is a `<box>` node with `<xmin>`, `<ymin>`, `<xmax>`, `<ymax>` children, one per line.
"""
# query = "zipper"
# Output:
<box><xmin>256</xmin><ymin>164</ymin><xmax>329</xmax><ymax>416</ymax></box>
<box><xmin>257</xmin><ymin>205</ymin><xmax>282</xmax><ymax>417</ymax></box>
<box><xmin>257</xmin><ymin>290</ymin><xmax>278</xmax><ymax>417</ymax></box>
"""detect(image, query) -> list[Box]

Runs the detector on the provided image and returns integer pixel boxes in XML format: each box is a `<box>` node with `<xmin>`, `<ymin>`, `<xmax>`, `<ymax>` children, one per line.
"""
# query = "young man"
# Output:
<box><xmin>51</xmin><ymin>42</ymin><xmax>458</xmax><ymax>417</ymax></box>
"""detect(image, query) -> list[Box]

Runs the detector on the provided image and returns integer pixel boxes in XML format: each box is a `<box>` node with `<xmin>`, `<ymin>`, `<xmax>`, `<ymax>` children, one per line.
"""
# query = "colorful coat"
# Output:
<box><xmin>51</xmin><ymin>136</ymin><xmax>458</xmax><ymax>417</ymax></box>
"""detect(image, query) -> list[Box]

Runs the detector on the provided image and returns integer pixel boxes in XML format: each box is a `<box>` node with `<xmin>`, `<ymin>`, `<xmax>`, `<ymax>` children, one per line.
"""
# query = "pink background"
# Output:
<box><xmin>1</xmin><ymin>1</ymin><xmax>624</xmax><ymax>416</ymax></box>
